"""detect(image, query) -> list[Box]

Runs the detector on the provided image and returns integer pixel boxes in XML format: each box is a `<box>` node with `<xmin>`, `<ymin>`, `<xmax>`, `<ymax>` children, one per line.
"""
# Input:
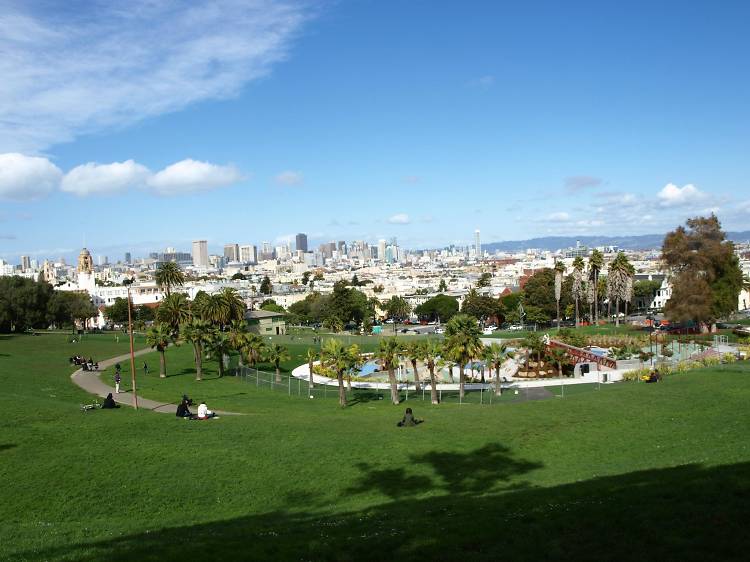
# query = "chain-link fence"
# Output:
<box><xmin>232</xmin><ymin>365</ymin><xmax>598</xmax><ymax>405</ymax></box>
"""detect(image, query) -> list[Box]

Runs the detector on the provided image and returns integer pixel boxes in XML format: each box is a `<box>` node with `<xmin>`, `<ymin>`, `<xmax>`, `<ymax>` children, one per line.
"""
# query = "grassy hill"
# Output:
<box><xmin>1</xmin><ymin>332</ymin><xmax>749</xmax><ymax>561</ymax></box>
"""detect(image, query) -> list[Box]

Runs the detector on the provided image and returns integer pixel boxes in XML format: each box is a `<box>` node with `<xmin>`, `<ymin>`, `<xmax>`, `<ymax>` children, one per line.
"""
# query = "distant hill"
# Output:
<box><xmin>482</xmin><ymin>231</ymin><xmax>750</xmax><ymax>252</ymax></box>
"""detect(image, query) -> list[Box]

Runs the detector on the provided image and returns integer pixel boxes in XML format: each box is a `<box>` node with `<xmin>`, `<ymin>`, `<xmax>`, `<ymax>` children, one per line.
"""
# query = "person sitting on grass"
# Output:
<box><xmin>101</xmin><ymin>393</ymin><xmax>119</xmax><ymax>409</ymax></box>
<box><xmin>397</xmin><ymin>407</ymin><xmax>422</xmax><ymax>427</ymax></box>
<box><xmin>197</xmin><ymin>401</ymin><xmax>216</xmax><ymax>420</ymax></box>
<box><xmin>176</xmin><ymin>399</ymin><xmax>193</xmax><ymax>419</ymax></box>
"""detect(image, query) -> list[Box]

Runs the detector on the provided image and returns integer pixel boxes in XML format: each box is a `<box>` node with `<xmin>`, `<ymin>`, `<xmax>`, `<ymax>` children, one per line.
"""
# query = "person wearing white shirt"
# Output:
<box><xmin>197</xmin><ymin>401</ymin><xmax>214</xmax><ymax>419</ymax></box>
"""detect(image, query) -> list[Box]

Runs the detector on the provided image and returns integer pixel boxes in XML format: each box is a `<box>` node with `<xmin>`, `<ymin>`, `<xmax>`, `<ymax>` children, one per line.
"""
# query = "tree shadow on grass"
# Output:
<box><xmin>15</xmin><ymin>461</ymin><xmax>750</xmax><ymax>562</ymax></box>
<box><xmin>0</xmin><ymin>444</ymin><xmax>16</xmax><ymax>452</ymax></box>
<box><xmin>346</xmin><ymin>391</ymin><xmax>384</xmax><ymax>406</ymax></box>
<box><xmin>347</xmin><ymin>443</ymin><xmax>542</xmax><ymax>499</ymax></box>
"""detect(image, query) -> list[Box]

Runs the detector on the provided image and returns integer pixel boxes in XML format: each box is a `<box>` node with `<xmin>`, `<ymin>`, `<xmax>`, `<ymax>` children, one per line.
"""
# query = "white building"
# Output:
<box><xmin>192</xmin><ymin>240</ymin><xmax>208</xmax><ymax>268</ymax></box>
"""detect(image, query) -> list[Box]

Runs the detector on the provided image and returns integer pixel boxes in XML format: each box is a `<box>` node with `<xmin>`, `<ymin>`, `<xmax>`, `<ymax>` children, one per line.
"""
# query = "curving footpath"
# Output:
<box><xmin>71</xmin><ymin>348</ymin><xmax>241</xmax><ymax>415</ymax></box>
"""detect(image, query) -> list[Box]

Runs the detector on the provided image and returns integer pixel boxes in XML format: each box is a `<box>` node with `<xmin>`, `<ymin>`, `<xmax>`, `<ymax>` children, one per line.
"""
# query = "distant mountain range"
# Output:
<box><xmin>482</xmin><ymin>231</ymin><xmax>750</xmax><ymax>252</ymax></box>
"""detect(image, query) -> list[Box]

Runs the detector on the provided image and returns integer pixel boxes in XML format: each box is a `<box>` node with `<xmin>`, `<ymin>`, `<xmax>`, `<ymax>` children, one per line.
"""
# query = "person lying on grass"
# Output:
<box><xmin>397</xmin><ymin>407</ymin><xmax>422</xmax><ymax>427</ymax></box>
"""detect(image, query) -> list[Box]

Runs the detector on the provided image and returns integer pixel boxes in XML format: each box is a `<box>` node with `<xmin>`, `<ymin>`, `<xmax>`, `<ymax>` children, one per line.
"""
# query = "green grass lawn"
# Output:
<box><xmin>2</xmin><ymin>331</ymin><xmax>750</xmax><ymax>561</ymax></box>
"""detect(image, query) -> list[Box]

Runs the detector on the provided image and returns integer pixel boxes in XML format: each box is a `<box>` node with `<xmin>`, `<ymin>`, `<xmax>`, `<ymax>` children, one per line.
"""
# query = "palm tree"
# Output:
<box><xmin>547</xmin><ymin>347</ymin><xmax>568</xmax><ymax>377</ymax></box>
<box><xmin>345</xmin><ymin>344</ymin><xmax>361</xmax><ymax>391</ymax></box>
<box><xmin>207</xmin><ymin>329</ymin><xmax>233</xmax><ymax>378</ymax></box>
<box><xmin>265</xmin><ymin>343</ymin><xmax>290</xmax><ymax>384</ymax></box>
<box><xmin>155</xmin><ymin>262</ymin><xmax>185</xmax><ymax>297</ymax></box>
<box><xmin>589</xmin><ymin>249</ymin><xmax>604</xmax><ymax>324</ymax></box>
<box><xmin>404</xmin><ymin>340</ymin><xmax>423</xmax><ymax>392</ymax></box>
<box><xmin>571</xmin><ymin>257</ymin><xmax>585</xmax><ymax>328</ymax></box>
<box><xmin>227</xmin><ymin>320</ymin><xmax>248</xmax><ymax>370</ymax></box>
<box><xmin>221</xmin><ymin>287</ymin><xmax>246</xmax><ymax>323</ymax></box>
<box><xmin>607</xmin><ymin>253</ymin><xmax>634</xmax><ymax>327</ymax></box>
<box><xmin>422</xmin><ymin>339</ymin><xmax>443</xmax><ymax>404</ymax></box>
<box><xmin>305</xmin><ymin>348</ymin><xmax>317</xmax><ymax>392</ymax></box>
<box><xmin>444</xmin><ymin>314</ymin><xmax>483</xmax><ymax>401</ymax></box>
<box><xmin>376</xmin><ymin>337</ymin><xmax>402</xmax><ymax>405</ymax></box>
<box><xmin>554</xmin><ymin>260</ymin><xmax>565</xmax><ymax>330</ymax></box>
<box><xmin>197</xmin><ymin>293</ymin><xmax>229</xmax><ymax>325</ymax></box>
<box><xmin>181</xmin><ymin>318</ymin><xmax>211</xmax><ymax>381</ymax></box>
<box><xmin>522</xmin><ymin>332</ymin><xmax>545</xmax><ymax>372</ymax></box>
<box><xmin>145</xmin><ymin>322</ymin><xmax>173</xmax><ymax>378</ymax></box>
<box><xmin>241</xmin><ymin>333</ymin><xmax>266</xmax><ymax>369</ymax></box>
<box><xmin>156</xmin><ymin>293</ymin><xmax>191</xmax><ymax>336</ymax></box>
<box><xmin>486</xmin><ymin>342</ymin><xmax>508</xmax><ymax>396</ymax></box>
<box><xmin>321</xmin><ymin>338</ymin><xmax>358</xmax><ymax>407</ymax></box>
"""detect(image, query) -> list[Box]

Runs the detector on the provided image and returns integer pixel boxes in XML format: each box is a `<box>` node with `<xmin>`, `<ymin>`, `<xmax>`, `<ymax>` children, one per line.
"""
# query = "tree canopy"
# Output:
<box><xmin>662</xmin><ymin>214</ymin><xmax>743</xmax><ymax>324</ymax></box>
<box><xmin>414</xmin><ymin>294</ymin><xmax>459</xmax><ymax>322</ymax></box>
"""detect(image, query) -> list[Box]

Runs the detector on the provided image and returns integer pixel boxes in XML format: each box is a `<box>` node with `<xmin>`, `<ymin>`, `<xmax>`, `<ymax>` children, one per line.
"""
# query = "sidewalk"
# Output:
<box><xmin>70</xmin><ymin>348</ymin><xmax>241</xmax><ymax>415</ymax></box>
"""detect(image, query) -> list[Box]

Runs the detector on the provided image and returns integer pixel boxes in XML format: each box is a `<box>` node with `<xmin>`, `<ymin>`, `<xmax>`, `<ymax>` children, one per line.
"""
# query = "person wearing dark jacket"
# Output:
<box><xmin>397</xmin><ymin>407</ymin><xmax>422</xmax><ymax>427</ymax></box>
<box><xmin>176</xmin><ymin>399</ymin><xmax>193</xmax><ymax>418</ymax></box>
<box><xmin>101</xmin><ymin>393</ymin><xmax>119</xmax><ymax>409</ymax></box>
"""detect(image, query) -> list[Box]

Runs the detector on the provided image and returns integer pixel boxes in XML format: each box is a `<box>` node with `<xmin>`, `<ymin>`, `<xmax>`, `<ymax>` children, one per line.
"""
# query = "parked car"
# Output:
<box><xmin>434</xmin><ymin>327</ymin><xmax>445</xmax><ymax>334</ymax></box>
<box><xmin>507</xmin><ymin>325</ymin><xmax>524</xmax><ymax>331</ymax></box>
<box><xmin>384</xmin><ymin>318</ymin><xmax>395</xmax><ymax>324</ymax></box>
<box><xmin>733</xmin><ymin>326</ymin><xmax>750</xmax><ymax>337</ymax></box>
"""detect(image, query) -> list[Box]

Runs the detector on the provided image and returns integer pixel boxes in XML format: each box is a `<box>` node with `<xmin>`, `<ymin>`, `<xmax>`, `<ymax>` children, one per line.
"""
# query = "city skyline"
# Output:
<box><xmin>1</xmin><ymin>1</ymin><xmax>749</xmax><ymax>260</ymax></box>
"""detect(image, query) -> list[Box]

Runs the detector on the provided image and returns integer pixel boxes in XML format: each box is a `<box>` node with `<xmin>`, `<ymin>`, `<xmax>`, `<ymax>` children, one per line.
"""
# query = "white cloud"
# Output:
<box><xmin>657</xmin><ymin>183</ymin><xmax>706</xmax><ymax>207</ymax></box>
<box><xmin>0</xmin><ymin>153</ymin><xmax>62</xmax><ymax>200</ymax></box>
<box><xmin>469</xmin><ymin>75</ymin><xmax>495</xmax><ymax>88</ymax></box>
<box><xmin>547</xmin><ymin>211</ymin><xmax>570</xmax><ymax>221</ymax></box>
<box><xmin>275</xmin><ymin>170</ymin><xmax>304</xmax><ymax>186</ymax></box>
<box><xmin>0</xmin><ymin>1</ymin><xmax>310</xmax><ymax>152</ymax></box>
<box><xmin>564</xmin><ymin>175</ymin><xmax>603</xmax><ymax>192</ymax></box>
<box><xmin>148</xmin><ymin>159</ymin><xmax>243</xmax><ymax>195</ymax></box>
<box><xmin>61</xmin><ymin>160</ymin><xmax>150</xmax><ymax>196</ymax></box>
<box><xmin>388</xmin><ymin>213</ymin><xmax>411</xmax><ymax>225</ymax></box>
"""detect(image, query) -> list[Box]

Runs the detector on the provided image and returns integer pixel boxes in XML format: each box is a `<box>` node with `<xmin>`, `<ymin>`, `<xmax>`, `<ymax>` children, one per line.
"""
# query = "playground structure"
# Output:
<box><xmin>545</xmin><ymin>338</ymin><xmax>617</xmax><ymax>370</ymax></box>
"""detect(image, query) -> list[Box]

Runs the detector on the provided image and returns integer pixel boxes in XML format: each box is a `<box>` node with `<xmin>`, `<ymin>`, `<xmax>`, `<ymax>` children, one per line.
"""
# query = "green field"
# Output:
<box><xmin>2</xmin><ymin>331</ymin><xmax>750</xmax><ymax>561</ymax></box>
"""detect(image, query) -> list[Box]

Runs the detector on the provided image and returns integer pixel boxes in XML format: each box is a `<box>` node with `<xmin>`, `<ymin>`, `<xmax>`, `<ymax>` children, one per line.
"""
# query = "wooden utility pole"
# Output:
<box><xmin>126</xmin><ymin>282</ymin><xmax>138</xmax><ymax>410</ymax></box>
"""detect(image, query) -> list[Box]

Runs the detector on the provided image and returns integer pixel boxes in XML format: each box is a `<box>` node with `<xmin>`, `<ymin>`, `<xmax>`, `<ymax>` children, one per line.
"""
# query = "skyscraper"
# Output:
<box><xmin>192</xmin><ymin>240</ymin><xmax>209</xmax><ymax>268</ymax></box>
<box><xmin>223</xmin><ymin>243</ymin><xmax>239</xmax><ymax>262</ymax></box>
<box><xmin>378</xmin><ymin>239</ymin><xmax>387</xmax><ymax>262</ymax></box>
<box><xmin>20</xmin><ymin>255</ymin><xmax>30</xmax><ymax>271</ymax></box>
<box><xmin>239</xmin><ymin>245</ymin><xmax>257</xmax><ymax>264</ymax></box>
<box><xmin>124</xmin><ymin>252</ymin><xmax>132</xmax><ymax>264</ymax></box>
<box><xmin>295</xmin><ymin>233</ymin><xmax>308</xmax><ymax>253</ymax></box>
<box><xmin>474</xmin><ymin>229</ymin><xmax>481</xmax><ymax>258</ymax></box>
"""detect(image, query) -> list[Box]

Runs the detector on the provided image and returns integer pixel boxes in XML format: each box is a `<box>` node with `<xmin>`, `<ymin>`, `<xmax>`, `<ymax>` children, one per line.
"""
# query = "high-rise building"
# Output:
<box><xmin>295</xmin><ymin>233</ymin><xmax>308</xmax><ymax>253</ymax></box>
<box><xmin>223</xmin><ymin>243</ymin><xmax>239</xmax><ymax>262</ymax></box>
<box><xmin>378</xmin><ymin>239</ymin><xmax>387</xmax><ymax>261</ymax></box>
<box><xmin>20</xmin><ymin>255</ymin><xmax>30</xmax><ymax>271</ymax></box>
<box><xmin>192</xmin><ymin>240</ymin><xmax>209</xmax><ymax>268</ymax></box>
<box><xmin>337</xmin><ymin>241</ymin><xmax>347</xmax><ymax>255</ymax></box>
<box><xmin>260</xmin><ymin>241</ymin><xmax>275</xmax><ymax>261</ymax></box>
<box><xmin>239</xmin><ymin>245</ymin><xmax>257</xmax><ymax>264</ymax></box>
<box><xmin>124</xmin><ymin>252</ymin><xmax>132</xmax><ymax>264</ymax></box>
<box><xmin>474</xmin><ymin>229</ymin><xmax>481</xmax><ymax>258</ymax></box>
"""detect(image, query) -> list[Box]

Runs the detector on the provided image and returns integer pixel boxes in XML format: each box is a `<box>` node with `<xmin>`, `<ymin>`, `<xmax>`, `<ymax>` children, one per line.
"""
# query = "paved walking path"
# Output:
<box><xmin>70</xmin><ymin>348</ymin><xmax>241</xmax><ymax>415</ymax></box>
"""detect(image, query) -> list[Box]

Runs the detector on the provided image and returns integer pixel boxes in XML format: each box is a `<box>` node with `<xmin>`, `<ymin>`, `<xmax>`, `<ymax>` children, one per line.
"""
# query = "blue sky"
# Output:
<box><xmin>1</xmin><ymin>0</ymin><xmax>749</xmax><ymax>262</ymax></box>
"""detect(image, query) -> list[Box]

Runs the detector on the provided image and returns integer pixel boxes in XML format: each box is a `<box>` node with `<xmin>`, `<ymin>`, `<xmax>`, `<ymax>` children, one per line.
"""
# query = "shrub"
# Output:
<box><xmin>700</xmin><ymin>355</ymin><xmax>721</xmax><ymax>367</ymax></box>
<box><xmin>722</xmin><ymin>353</ymin><xmax>737</xmax><ymax>364</ymax></box>
<box><xmin>623</xmin><ymin>367</ymin><xmax>650</xmax><ymax>381</ymax></box>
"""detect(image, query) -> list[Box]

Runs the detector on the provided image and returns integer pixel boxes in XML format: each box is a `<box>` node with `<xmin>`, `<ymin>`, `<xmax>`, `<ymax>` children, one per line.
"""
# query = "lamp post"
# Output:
<box><xmin>124</xmin><ymin>278</ymin><xmax>138</xmax><ymax>410</ymax></box>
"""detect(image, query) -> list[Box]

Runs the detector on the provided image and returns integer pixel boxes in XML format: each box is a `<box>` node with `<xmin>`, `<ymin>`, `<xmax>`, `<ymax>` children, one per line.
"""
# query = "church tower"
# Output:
<box><xmin>77</xmin><ymin>248</ymin><xmax>93</xmax><ymax>274</ymax></box>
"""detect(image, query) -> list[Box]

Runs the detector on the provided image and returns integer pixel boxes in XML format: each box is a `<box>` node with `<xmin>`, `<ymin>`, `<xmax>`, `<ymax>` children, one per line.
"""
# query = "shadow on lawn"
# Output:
<box><xmin>347</xmin><ymin>443</ymin><xmax>542</xmax><ymax>499</ymax></box>
<box><xmin>18</xmin><ymin>458</ymin><xmax>750</xmax><ymax>562</ymax></box>
<box><xmin>0</xmin><ymin>444</ymin><xmax>17</xmax><ymax>452</ymax></box>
